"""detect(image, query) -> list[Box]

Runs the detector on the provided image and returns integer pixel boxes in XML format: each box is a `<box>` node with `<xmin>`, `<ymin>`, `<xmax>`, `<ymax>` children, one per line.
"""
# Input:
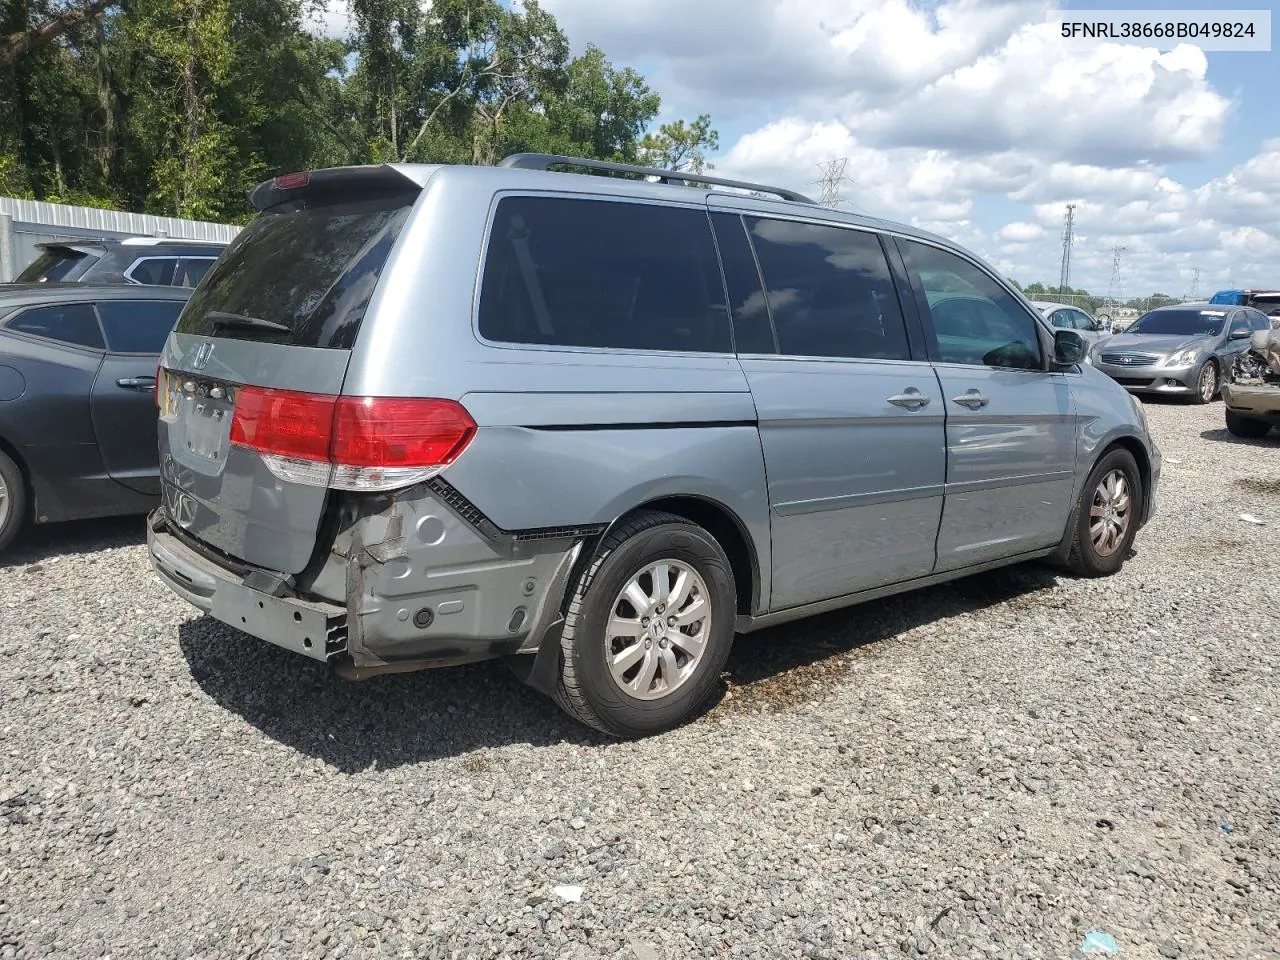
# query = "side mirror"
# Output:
<box><xmin>1230</xmin><ymin>328</ymin><xmax>1252</xmax><ymax>340</ymax></box>
<box><xmin>1053</xmin><ymin>329</ymin><xmax>1088</xmax><ymax>366</ymax></box>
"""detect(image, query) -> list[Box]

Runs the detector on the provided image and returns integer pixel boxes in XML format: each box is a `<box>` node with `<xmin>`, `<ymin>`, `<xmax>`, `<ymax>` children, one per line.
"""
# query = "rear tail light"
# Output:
<box><xmin>229</xmin><ymin>387</ymin><xmax>476</xmax><ymax>491</ymax></box>
<box><xmin>273</xmin><ymin>171</ymin><xmax>311</xmax><ymax>190</ymax></box>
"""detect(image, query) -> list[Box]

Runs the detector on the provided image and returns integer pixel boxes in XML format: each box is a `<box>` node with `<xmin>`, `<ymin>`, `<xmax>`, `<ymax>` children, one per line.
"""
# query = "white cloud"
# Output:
<box><xmin>543</xmin><ymin>0</ymin><xmax>1229</xmax><ymax>167</ymax></box>
<box><xmin>999</xmin><ymin>222</ymin><xmax>1044</xmax><ymax>243</ymax></box>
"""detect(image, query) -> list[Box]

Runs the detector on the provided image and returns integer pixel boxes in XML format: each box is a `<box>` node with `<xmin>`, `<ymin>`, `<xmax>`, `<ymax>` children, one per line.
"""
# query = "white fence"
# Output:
<box><xmin>0</xmin><ymin>197</ymin><xmax>241</xmax><ymax>282</ymax></box>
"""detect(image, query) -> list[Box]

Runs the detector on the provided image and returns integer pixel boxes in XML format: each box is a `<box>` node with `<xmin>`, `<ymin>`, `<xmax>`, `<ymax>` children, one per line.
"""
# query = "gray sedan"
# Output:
<box><xmin>1092</xmin><ymin>303</ymin><xmax>1270</xmax><ymax>404</ymax></box>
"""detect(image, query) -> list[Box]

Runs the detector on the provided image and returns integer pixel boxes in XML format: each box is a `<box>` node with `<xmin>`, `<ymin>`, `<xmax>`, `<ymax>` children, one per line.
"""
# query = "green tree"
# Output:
<box><xmin>639</xmin><ymin>113</ymin><xmax>718</xmax><ymax>172</ymax></box>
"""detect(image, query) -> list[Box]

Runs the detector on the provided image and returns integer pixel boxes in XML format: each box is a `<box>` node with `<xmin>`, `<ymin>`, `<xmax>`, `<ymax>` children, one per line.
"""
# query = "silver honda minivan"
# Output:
<box><xmin>147</xmin><ymin>154</ymin><xmax>1160</xmax><ymax>737</ymax></box>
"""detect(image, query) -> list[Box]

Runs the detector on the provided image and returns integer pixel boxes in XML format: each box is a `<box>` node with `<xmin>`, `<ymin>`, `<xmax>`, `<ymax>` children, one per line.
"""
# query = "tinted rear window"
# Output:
<box><xmin>97</xmin><ymin>300</ymin><xmax>185</xmax><ymax>353</ymax></box>
<box><xmin>16</xmin><ymin>248</ymin><xmax>94</xmax><ymax>283</ymax></box>
<box><xmin>174</xmin><ymin>193</ymin><xmax>414</xmax><ymax>349</ymax></box>
<box><xmin>6</xmin><ymin>302</ymin><xmax>104</xmax><ymax>349</ymax></box>
<box><xmin>745</xmin><ymin>217</ymin><xmax>909</xmax><ymax>361</ymax></box>
<box><xmin>478</xmin><ymin>196</ymin><xmax>732</xmax><ymax>354</ymax></box>
<box><xmin>126</xmin><ymin>258</ymin><xmax>176</xmax><ymax>285</ymax></box>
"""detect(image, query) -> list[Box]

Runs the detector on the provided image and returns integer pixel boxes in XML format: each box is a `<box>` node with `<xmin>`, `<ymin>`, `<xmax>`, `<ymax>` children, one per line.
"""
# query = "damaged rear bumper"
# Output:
<box><xmin>148</xmin><ymin>511</ymin><xmax>347</xmax><ymax>663</ymax></box>
<box><xmin>146</xmin><ymin>494</ymin><xmax>586</xmax><ymax>672</ymax></box>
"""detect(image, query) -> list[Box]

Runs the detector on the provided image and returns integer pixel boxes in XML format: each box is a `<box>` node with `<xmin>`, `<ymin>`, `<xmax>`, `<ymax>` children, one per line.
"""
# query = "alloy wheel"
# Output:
<box><xmin>1199</xmin><ymin>363</ymin><xmax>1217</xmax><ymax>402</ymax></box>
<box><xmin>1089</xmin><ymin>469</ymin><xmax>1131</xmax><ymax>558</ymax></box>
<box><xmin>604</xmin><ymin>559</ymin><xmax>712</xmax><ymax>701</ymax></box>
<box><xmin>0</xmin><ymin>472</ymin><xmax>9</xmax><ymax>534</ymax></box>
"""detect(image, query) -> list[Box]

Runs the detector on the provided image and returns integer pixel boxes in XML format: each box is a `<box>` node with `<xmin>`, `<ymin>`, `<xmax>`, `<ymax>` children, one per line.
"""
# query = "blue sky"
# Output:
<box><xmin>311</xmin><ymin>0</ymin><xmax>1277</xmax><ymax>297</ymax></box>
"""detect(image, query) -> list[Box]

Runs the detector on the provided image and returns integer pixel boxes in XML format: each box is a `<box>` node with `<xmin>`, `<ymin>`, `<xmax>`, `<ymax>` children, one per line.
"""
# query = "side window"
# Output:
<box><xmin>477</xmin><ymin>196</ymin><xmax>731</xmax><ymax>353</ymax></box>
<box><xmin>1229</xmin><ymin>315</ymin><xmax>1250</xmax><ymax>338</ymax></box>
<box><xmin>743</xmin><ymin>217</ymin><xmax>911</xmax><ymax>361</ymax></box>
<box><xmin>899</xmin><ymin>240</ymin><xmax>1042</xmax><ymax>370</ymax></box>
<box><xmin>176</xmin><ymin>258</ymin><xmax>216</xmax><ymax>288</ymax></box>
<box><xmin>1247</xmin><ymin>311</ymin><xmax>1269</xmax><ymax>333</ymax></box>
<box><xmin>709</xmin><ymin>212</ymin><xmax>774</xmax><ymax>354</ymax></box>
<box><xmin>6</xmin><ymin>303</ymin><xmax>104</xmax><ymax>349</ymax></box>
<box><xmin>125</xmin><ymin>258</ymin><xmax>176</xmax><ymax>285</ymax></box>
<box><xmin>97</xmin><ymin>300</ymin><xmax>185</xmax><ymax>353</ymax></box>
<box><xmin>1049</xmin><ymin>310</ymin><xmax>1071</xmax><ymax>329</ymax></box>
<box><xmin>1074</xmin><ymin>310</ymin><xmax>1098</xmax><ymax>331</ymax></box>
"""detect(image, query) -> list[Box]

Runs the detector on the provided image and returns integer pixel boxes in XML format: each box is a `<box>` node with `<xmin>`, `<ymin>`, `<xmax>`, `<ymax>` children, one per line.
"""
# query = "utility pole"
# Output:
<box><xmin>1058</xmin><ymin>204</ymin><xmax>1076</xmax><ymax>295</ymax></box>
<box><xmin>817</xmin><ymin>158</ymin><xmax>852</xmax><ymax>209</ymax></box>
<box><xmin>1107</xmin><ymin>245</ymin><xmax>1126</xmax><ymax>312</ymax></box>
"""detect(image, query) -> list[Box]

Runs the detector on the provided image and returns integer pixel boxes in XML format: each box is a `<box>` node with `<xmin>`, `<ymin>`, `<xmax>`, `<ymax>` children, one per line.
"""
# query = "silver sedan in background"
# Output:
<box><xmin>1091</xmin><ymin>303</ymin><xmax>1270</xmax><ymax>404</ymax></box>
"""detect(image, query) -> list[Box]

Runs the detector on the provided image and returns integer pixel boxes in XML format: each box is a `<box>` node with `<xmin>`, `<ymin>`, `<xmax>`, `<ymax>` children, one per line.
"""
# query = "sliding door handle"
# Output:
<box><xmin>951</xmin><ymin>389</ymin><xmax>988</xmax><ymax>409</ymax></box>
<box><xmin>887</xmin><ymin>388</ymin><xmax>930</xmax><ymax>410</ymax></box>
<box><xmin>117</xmin><ymin>376</ymin><xmax>157</xmax><ymax>390</ymax></box>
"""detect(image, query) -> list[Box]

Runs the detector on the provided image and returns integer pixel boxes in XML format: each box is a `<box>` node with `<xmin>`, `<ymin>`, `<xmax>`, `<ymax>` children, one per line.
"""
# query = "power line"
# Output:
<box><xmin>816</xmin><ymin>158</ymin><xmax>852</xmax><ymax>209</ymax></box>
<box><xmin>1058</xmin><ymin>203</ymin><xmax>1076</xmax><ymax>293</ymax></box>
<box><xmin>1106</xmin><ymin>245</ymin><xmax>1127</xmax><ymax>309</ymax></box>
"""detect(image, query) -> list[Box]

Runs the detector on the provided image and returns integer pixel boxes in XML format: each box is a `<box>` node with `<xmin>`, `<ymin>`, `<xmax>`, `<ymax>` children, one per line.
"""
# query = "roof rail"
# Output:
<box><xmin>497</xmin><ymin>153</ymin><xmax>814</xmax><ymax>204</ymax></box>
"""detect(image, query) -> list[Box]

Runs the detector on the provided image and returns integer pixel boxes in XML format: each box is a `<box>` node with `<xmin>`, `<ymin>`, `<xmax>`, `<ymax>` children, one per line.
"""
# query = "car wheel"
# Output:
<box><xmin>1066</xmin><ymin>447</ymin><xmax>1144</xmax><ymax>578</ymax></box>
<box><xmin>0</xmin><ymin>449</ymin><xmax>27</xmax><ymax>554</ymax></box>
<box><xmin>554</xmin><ymin>510</ymin><xmax>736</xmax><ymax>738</ymax></box>
<box><xmin>1191</xmin><ymin>360</ymin><xmax>1218</xmax><ymax>404</ymax></box>
<box><xmin>1225</xmin><ymin>409</ymin><xmax>1272</xmax><ymax>439</ymax></box>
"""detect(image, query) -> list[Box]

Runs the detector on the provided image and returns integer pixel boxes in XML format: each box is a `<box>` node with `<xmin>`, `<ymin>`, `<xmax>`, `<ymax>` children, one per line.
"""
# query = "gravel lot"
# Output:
<box><xmin>2</xmin><ymin>400</ymin><xmax>1278</xmax><ymax>960</ymax></box>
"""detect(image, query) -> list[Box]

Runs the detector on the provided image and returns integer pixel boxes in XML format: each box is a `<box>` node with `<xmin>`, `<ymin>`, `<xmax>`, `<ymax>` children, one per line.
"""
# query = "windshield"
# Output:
<box><xmin>1126</xmin><ymin>309</ymin><xmax>1225</xmax><ymax>337</ymax></box>
<box><xmin>16</xmin><ymin>248</ymin><xmax>94</xmax><ymax>283</ymax></box>
<box><xmin>174</xmin><ymin>192</ymin><xmax>415</xmax><ymax>349</ymax></box>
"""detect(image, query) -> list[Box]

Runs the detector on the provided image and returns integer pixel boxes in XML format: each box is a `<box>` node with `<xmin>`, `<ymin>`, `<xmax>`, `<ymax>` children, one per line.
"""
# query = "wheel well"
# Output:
<box><xmin>623</xmin><ymin>496</ymin><xmax>758</xmax><ymax>615</ymax></box>
<box><xmin>1104</xmin><ymin>436</ymin><xmax>1151</xmax><ymax>497</ymax></box>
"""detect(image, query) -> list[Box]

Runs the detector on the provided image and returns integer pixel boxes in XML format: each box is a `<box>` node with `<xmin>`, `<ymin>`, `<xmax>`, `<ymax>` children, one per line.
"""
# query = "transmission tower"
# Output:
<box><xmin>817</xmin><ymin>158</ymin><xmax>852</xmax><ymax>209</ymax></box>
<box><xmin>1106</xmin><ymin>245</ymin><xmax>1127</xmax><ymax>310</ymax></box>
<box><xmin>1186</xmin><ymin>267</ymin><xmax>1200</xmax><ymax>301</ymax></box>
<box><xmin>1058</xmin><ymin>204</ymin><xmax>1076</xmax><ymax>294</ymax></box>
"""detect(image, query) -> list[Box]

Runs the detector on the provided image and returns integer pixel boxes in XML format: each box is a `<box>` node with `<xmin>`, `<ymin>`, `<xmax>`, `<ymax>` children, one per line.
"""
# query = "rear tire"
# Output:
<box><xmin>1065</xmin><ymin>448</ymin><xmax>1144</xmax><ymax>578</ymax></box>
<box><xmin>0</xmin><ymin>450</ymin><xmax>27</xmax><ymax>555</ymax></box>
<box><xmin>1226</xmin><ymin>409</ymin><xmax>1272</xmax><ymax>439</ymax></box>
<box><xmin>554</xmin><ymin>510</ymin><xmax>736</xmax><ymax>738</ymax></box>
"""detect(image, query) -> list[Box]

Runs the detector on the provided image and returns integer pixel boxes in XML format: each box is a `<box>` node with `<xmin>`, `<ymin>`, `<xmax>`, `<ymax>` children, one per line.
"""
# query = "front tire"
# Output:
<box><xmin>1065</xmin><ymin>448</ymin><xmax>1144</xmax><ymax>578</ymax></box>
<box><xmin>0</xmin><ymin>449</ymin><xmax>27</xmax><ymax>555</ymax></box>
<box><xmin>1191</xmin><ymin>360</ymin><xmax>1218</xmax><ymax>405</ymax></box>
<box><xmin>554</xmin><ymin>511</ymin><xmax>737</xmax><ymax>738</ymax></box>
<box><xmin>1226</xmin><ymin>409</ymin><xmax>1272</xmax><ymax>439</ymax></box>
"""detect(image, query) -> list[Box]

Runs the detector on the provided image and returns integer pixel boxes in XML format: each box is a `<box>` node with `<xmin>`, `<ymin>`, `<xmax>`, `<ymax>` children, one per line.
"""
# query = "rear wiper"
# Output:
<box><xmin>208</xmin><ymin>311</ymin><xmax>290</xmax><ymax>333</ymax></box>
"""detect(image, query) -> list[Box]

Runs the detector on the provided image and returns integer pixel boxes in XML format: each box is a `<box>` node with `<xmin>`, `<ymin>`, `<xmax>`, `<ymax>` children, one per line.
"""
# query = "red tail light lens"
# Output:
<box><xmin>229</xmin><ymin>388</ymin><xmax>475</xmax><ymax>491</ymax></box>
<box><xmin>332</xmin><ymin>397</ymin><xmax>476</xmax><ymax>468</ymax></box>
<box><xmin>229</xmin><ymin>386</ymin><xmax>335</xmax><ymax>462</ymax></box>
<box><xmin>273</xmin><ymin>171</ymin><xmax>311</xmax><ymax>190</ymax></box>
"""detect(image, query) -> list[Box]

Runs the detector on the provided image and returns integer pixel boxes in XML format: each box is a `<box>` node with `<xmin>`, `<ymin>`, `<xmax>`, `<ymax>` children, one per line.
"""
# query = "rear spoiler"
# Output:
<box><xmin>35</xmin><ymin>239</ymin><xmax>109</xmax><ymax>252</ymax></box>
<box><xmin>248</xmin><ymin>165</ymin><xmax>429</xmax><ymax>213</ymax></box>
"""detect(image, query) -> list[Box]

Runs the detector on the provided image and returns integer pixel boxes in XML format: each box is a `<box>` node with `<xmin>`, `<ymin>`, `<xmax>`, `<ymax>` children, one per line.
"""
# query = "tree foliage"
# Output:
<box><xmin>0</xmin><ymin>0</ymin><xmax>716</xmax><ymax>222</ymax></box>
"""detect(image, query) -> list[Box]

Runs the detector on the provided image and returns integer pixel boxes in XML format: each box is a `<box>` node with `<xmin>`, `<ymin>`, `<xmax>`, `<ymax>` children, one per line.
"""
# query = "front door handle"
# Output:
<box><xmin>117</xmin><ymin>376</ymin><xmax>157</xmax><ymax>389</ymax></box>
<box><xmin>951</xmin><ymin>389</ymin><xmax>988</xmax><ymax>409</ymax></box>
<box><xmin>887</xmin><ymin>388</ymin><xmax>930</xmax><ymax>410</ymax></box>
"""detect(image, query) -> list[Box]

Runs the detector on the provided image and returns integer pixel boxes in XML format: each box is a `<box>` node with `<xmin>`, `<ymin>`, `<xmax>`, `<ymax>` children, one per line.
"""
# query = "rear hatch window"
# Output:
<box><xmin>174</xmin><ymin>193</ymin><xmax>415</xmax><ymax>350</ymax></box>
<box><xmin>17</xmin><ymin>246</ymin><xmax>97</xmax><ymax>283</ymax></box>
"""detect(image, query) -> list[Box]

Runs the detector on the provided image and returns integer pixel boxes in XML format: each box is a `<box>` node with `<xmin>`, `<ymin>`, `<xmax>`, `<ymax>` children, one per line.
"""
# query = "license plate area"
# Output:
<box><xmin>163</xmin><ymin>370</ymin><xmax>237</xmax><ymax>463</ymax></box>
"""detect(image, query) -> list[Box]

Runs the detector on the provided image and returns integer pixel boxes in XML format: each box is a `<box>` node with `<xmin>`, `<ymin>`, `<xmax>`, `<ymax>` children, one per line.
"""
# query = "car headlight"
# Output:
<box><xmin>1164</xmin><ymin>348</ymin><xmax>1200</xmax><ymax>367</ymax></box>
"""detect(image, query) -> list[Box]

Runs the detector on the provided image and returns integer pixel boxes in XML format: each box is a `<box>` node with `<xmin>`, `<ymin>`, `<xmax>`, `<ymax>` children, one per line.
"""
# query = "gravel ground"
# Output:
<box><xmin>2</xmin><ymin>399</ymin><xmax>1279</xmax><ymax>960</ymax></box>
